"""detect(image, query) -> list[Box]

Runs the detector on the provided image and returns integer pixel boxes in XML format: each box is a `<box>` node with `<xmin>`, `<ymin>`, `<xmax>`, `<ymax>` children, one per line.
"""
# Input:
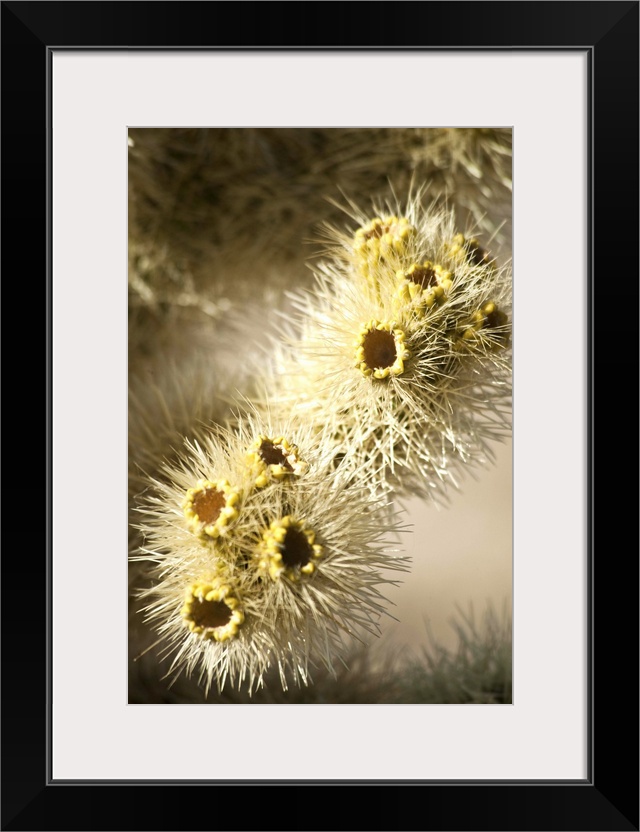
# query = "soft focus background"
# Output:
<box><xmin>381</xmin><ymin>441</ymin><xmax>512</xmax><ymax>653</ymax></box>
<box><xmin>128</xmin><ymin>127</ymin><xmax>512</xmax><ymax>703</ymax></box>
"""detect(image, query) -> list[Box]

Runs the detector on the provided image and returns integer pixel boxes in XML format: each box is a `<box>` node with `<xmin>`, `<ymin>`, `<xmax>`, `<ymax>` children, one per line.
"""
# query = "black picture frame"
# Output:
<box><xmin>2</xmin><ymin>2</ymin><xmax>638</xmax><ymax>830</ymax></box>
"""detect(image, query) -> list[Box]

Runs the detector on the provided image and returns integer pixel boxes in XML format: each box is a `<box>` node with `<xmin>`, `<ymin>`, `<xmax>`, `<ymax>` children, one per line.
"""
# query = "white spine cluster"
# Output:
<box><xmin>134</xmin><ymin>412</ymin><xmax>407</xmax><ymax>693</ymax></box>
<box><xmin>260</xmin><ymin>193</ymin><xmax>512</xmax><ymax>502</ymax></box>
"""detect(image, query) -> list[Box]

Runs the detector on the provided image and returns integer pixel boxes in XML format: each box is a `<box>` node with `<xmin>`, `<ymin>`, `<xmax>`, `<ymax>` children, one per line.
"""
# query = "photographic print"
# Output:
<box><xmin>127</xmin><ymin>127</ymin><xmax>513</xmax><ymax>704</ymax></box>
<box><xmin>3</xmin><ymin>0</ymin><xmax>634</xmax><ymax>817</ymax></box>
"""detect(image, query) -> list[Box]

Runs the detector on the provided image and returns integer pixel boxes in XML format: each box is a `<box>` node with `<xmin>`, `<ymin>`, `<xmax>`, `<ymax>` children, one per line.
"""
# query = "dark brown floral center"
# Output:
<box><xmin>362</xmin><ymin>329</ymin><xmax>398</xmax><ymax>370</ymax></box>
<box><xmin>281</xmin><ymin>527</ymin><xmax>313</xmax><ymax>570</ymax></box>
<box><xmin>192</xmin><ymin>488</ymin><xmax>226</xmax><ymax>524</ymax></box>
<box><xmin>409</xmin><ymin>265</ymin><xmax>438</xmax><ymax>288</ymax></box>
<box><xmin>189</xmin><ymin>598</ymin><xmax>232</xmax><ymax>630</ymax></box>
<box><xmin>259</xmin><ymin>439</ymin><xmax>293</xmax><ymax>472</ymax></box>
<box><xmin>362</xmin><ymin>222</ymin><xmax>390</xmax><ymax>240</ymax></box>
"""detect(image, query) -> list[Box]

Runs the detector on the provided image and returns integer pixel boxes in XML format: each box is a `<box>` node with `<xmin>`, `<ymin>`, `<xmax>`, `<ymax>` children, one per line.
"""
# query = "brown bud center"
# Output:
<box><xmin>190</xmin><ymin>598</ymin><xmax>232</xmax><ymax>630</ymax></box>
<box><xmin>362</xmin><ymin>222</ymin><xmax>390</xmax><ymax>240</ymax></box>
<box><xmin>281</xmin><ymin>527</ymin><xmax>313</xmax><ymax>570</ymax></box>
<box><xmin>259</xmin><ymin>440</ymin><xmax>293</xmax><ymax>472</ymax></box>
<box><xmin>192</xmin><ymin>487</ymin><xmax>226</xmax><ymax>525</ymax></box>
<box><xmin>362</xmin><ymin>329</ymin><xmax>398</xmax><ymax>370</ymax></box>
<box><xmin>409</xmin><ymin>265</ymin><xmax>438</xmax><ymax>289</ymax></box>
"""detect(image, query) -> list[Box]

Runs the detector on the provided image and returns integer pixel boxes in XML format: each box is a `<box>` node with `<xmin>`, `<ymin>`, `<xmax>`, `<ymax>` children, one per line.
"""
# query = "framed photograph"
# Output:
<box><xmin>4</xmin><ymin>2</ymin><xmax>637</xmax><ymax>830</ymax></box>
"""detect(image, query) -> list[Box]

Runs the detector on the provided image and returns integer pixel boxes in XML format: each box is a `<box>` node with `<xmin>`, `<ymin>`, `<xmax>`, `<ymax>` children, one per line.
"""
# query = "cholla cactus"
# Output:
<box><xmin>260</xmin><ymin>191</ymin><xmax>512</xmax><ymax>502</ymax></box>
<box><xmin>133</xmin><ymin>410</ymin><xmax>408</xmax><ymax>693</ymax></box>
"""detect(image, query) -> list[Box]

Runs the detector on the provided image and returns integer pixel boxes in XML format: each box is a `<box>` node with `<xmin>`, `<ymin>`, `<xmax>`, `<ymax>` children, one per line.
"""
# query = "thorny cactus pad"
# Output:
<box><xmin>261</xmin><ymin>191</ymin><xmax>512</xmax><ymax>502</ymax></box>
<box><xmin>133</xmin><ymin>411</ymin><xmax>408</xmax><ymax>693</ymax></box>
